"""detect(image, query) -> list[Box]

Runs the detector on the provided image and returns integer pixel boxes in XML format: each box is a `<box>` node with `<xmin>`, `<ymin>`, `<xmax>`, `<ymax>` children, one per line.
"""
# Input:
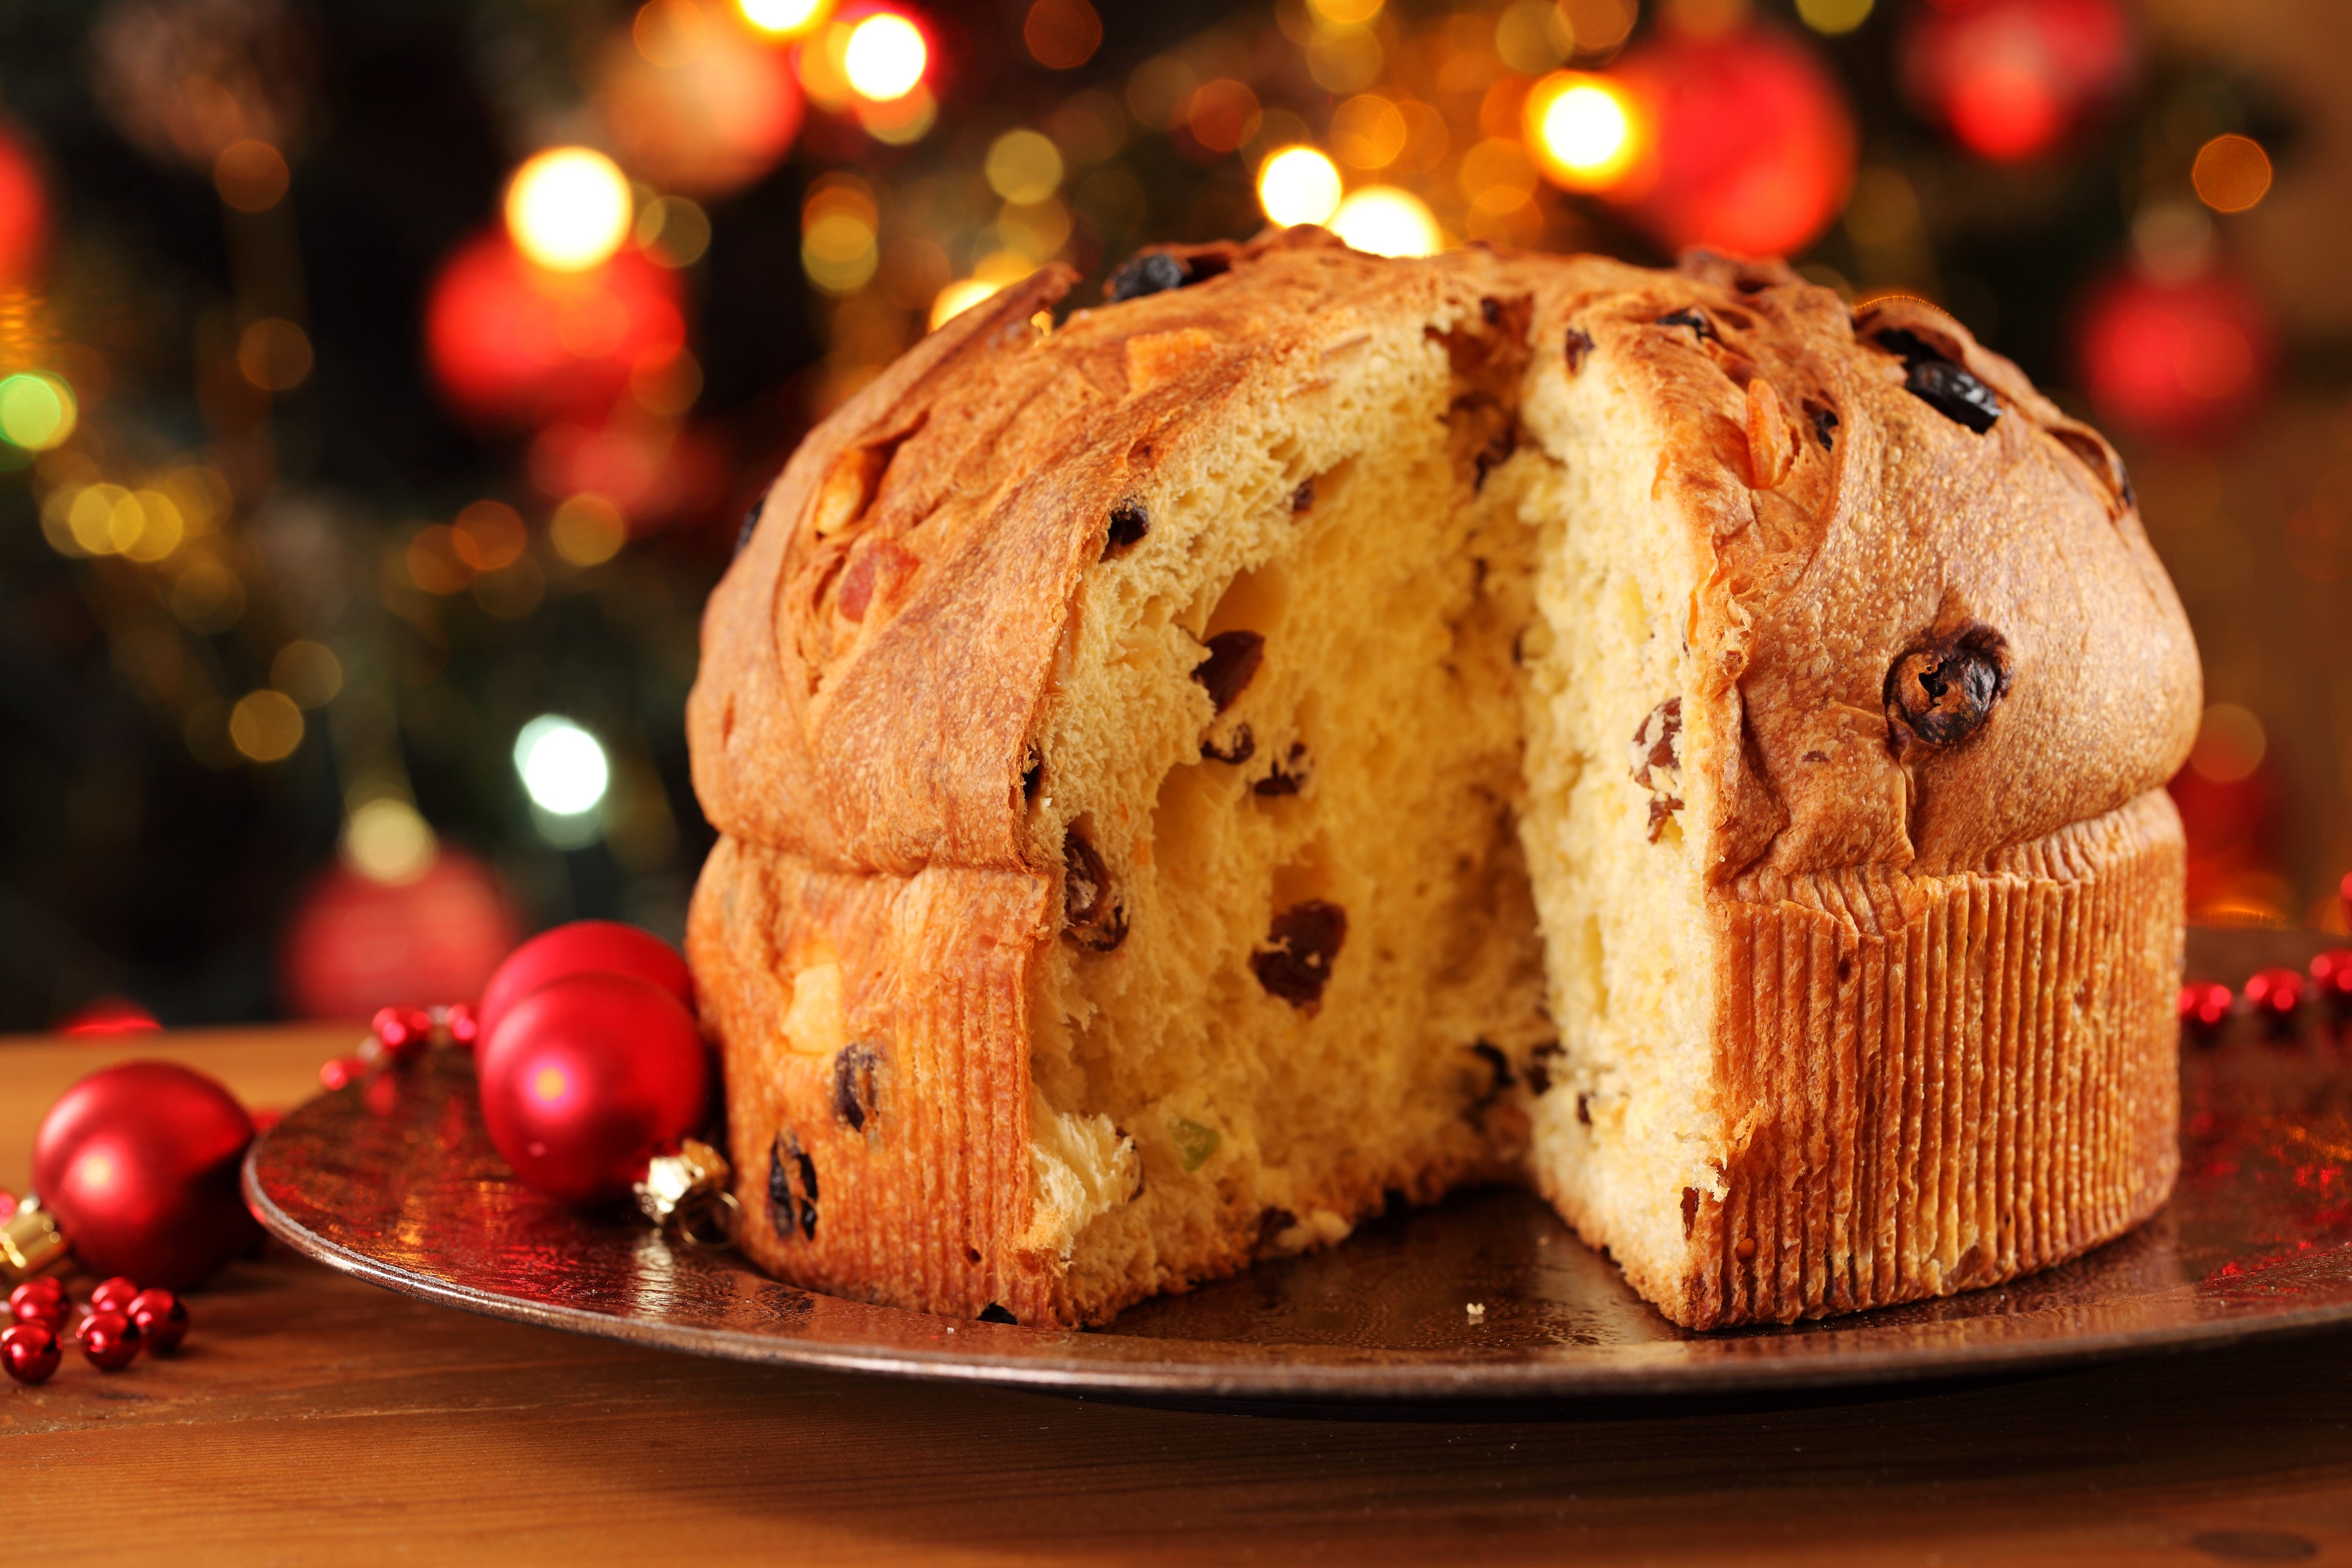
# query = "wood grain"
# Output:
<box><xmin>7</xmin><ymin>1023</ymin><xmax>2352</xmax><ymax>1566</ymax></box>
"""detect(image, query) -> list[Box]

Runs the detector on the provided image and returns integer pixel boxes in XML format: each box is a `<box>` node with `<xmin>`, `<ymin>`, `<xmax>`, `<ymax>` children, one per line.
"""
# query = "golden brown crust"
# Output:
<box><xmin>687</xmin><ymin>235</ymin><xmax>2199</xmax><ymax>1329</ymax></box>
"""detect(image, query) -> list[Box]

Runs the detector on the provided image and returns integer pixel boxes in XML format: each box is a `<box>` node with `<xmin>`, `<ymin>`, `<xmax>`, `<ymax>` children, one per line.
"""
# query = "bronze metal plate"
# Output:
<box><xmin>245</xmin><ymin>930</ymin><xmax>2352</xmax><ymax>1402</ymax></box>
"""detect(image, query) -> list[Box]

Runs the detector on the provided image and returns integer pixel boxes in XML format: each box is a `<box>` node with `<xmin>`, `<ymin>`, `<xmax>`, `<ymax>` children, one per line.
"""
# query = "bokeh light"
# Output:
<box><xmin>1330</xmin><ymin>185</ymin><xmax>1440</xmax><ymax>256</ymax></box>
<box><xmin>2076</xmin><ymin>263</ymin><xmax>2275</xmax><ymax>438</ymax></box>
<box><xmin>2193</xmin><ymin>135</ymin><xmax>2273</xmax><ymax>214</ymax></box>
<box><xmin>229</xmin><ymin>690</ymin><xmax>305</xmax><ymax>763</ymax></box>
<box><xmin>737</xmin><ymin>0</ymin><xmax>827</xmax><ymax>38</ymax></box>
<box><xmin>1527</xmin><ymin>73</ymin><xmax>1637</xmax><ymax>192</ymax></box>
<box><xmin>2190</xmin><ymin>703</ymin><xmax>2267</xmax><ymax>785</ymax></box>
<box><xmin>985</xmin><ymin>130</ymin><xmax>1065</xmax><ymax>205</ymax></box>
<box><xmin>1257</xmin><ymin>145</ymin><xmax>1343</xmax><ymax>228</ymax></box>
<box><xmin>213</xmin><ymin>139</ymin><xmax>289</xmax><ymax>212</ymax></box>
<box><xmin>1024</xmin><ymin>0</ymin><xmax>1102</xmax><ymax>70</ymax></box>
<box><xmin>271</xmin><ymin>640</ymin><xmax>343</xmax><ymax>708</ymax></box>
<box><xmin>1900</xmin><ymin>0</ymin><xmax>2133</xmax><ymax>164</ymax></box>
<box><xmin>1796</xmin><ymin>0</ymin><xmax>1873</xmax><ymax>35</ymax></box>
<box><xmin>237</xmin><ymin>318</ymin><xmax>313</xmax><ymax>392</ymax></box>
<box><xmin>515</xmin><ymin>716</ymin><xmax>611</xmax><ymax>816</ymax></box>
<box><xmin>1307</xmin><ymin>0</ymin><xmax>1382</xmax><ymax>23</ymax></box>
<box><xmin>344</xmin><ymin>799</ymin><xmax>438</xmax><ymax>885</ymax></box>
<box><xmin>843</xmin><ymin>13</ymin><xmax>926</xmax><ymax>103</ymax></box>
<box><xmin>0</xmin><ymin>124</ymin><xmax>46</xmax><ymax>285</ymax></box>
<box><xmin>0</xmin><ymin>371</ymin><xmax>76</xmax><ymax>450</ymax></box>
<box><xmin>551</xmin><ymin>494</ymin><xmax>629</xmax><ymax>566</ymax></box>
<box><xmin>505</xmin><ymin>147</ymin><xmax>634</xmax><ymax>272</ymax></box>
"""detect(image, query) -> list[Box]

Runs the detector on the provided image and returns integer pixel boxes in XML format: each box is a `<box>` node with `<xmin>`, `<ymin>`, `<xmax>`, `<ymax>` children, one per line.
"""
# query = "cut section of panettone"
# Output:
<box><xmin>685</xmin><ymin>231</ymin><xmax>2199</xmax><ymax>1329</ymax></box>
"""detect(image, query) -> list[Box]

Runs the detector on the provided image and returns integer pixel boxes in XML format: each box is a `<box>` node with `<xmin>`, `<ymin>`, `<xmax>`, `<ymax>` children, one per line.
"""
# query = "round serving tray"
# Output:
<box><xmin>246</xmin><ymin>931</ymin><xmax>2352</xmax><ymax>1402</ymax></box>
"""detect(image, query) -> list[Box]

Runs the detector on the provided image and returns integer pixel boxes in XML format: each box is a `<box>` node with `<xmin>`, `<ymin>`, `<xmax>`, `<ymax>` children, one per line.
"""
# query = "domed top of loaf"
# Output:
<box><xmin>687</xmin><ymin>229</ymin><xmax>2197</xmax><ymax>886</ymax></box>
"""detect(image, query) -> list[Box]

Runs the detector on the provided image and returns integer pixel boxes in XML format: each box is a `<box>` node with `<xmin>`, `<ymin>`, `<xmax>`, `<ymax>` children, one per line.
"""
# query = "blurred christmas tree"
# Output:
<box><xmin>0</xmin><ymin>0</ymin><xmax>2340</xmax><ymax>1030</ymax></box>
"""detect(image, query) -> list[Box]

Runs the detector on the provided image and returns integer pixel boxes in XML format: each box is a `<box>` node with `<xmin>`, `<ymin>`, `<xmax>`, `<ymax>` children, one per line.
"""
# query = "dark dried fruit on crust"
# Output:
<box><xmin>768</xmin><ymin>1132</ymin><xmax>819</xmax><ymax>1242</ymax></box>
<box><xmin>1062</xmin><ymin>830</ymin><xmax>1129</xmax><ymax>951</ymax></box>
<box><xmin>1563</xmin><ymin>326</ymin><xmax>1594</xmax><ymax>373</ymax></box>
<box><xmin>1656</xmin><ymin>308</ymin><xmax>1717</xmax><ymax>341</ymax></box>
<box><xmin>1527</xmin><ymin>1040</ymin><xmax>1563</xmax><ymax>1096</ymax></box>
<box><xmin>1874</xmin><ymin>329</ymin><xmax>2001</xmax><ymax>433</ymax></box>
<box><xmin>833</xmin><ymin>1042</ymin><xmax>882</xmax><ymax>1132</ymax></box>
<box><xmin>1251</xmin><ymin>900</ymin><xmax>1347</xmax><ymax>1009</ymax></box>
<box><xmin>978</xmin><ymin>1302</ymin><xmax>1019</xmax><ymax>1325</ymax></box>
<box><xmin>734</xmin><ymin>502</ymin><xmax>761</xmax><ymax>557</ymax></box>
<box><xmin>1256</xmin><ymin>1207</ymin><xmax>1298</xmax><ymax>1248</ymax></box>
<box><xmin>1804</xmin><ymin>398</ymin><xmax>1839</xmax><ymax>450</ymax></box>
<box><xmin>1291</xmin><ymin>478</ymin><xmax>1316</xmax><ymax>512</ymax></box>
<box><xmin>1107</xmin><ymin>251</ymin><xmax>1188</xmax><ymax>301</ymax></box>
<box><xmin>1193</xmin><ymin>630</ymin><xmax>1264</xmax><ymax>713</ymax></box>
<box><xmin>1104</xmin><ymin>500</ymin><xmax>1149</xmax><ymax>556</ymax></box>
<box><xmin>1885</xmin><ymin>622</ymin><xmax>2012</xmax><ymax>755</ymax></box>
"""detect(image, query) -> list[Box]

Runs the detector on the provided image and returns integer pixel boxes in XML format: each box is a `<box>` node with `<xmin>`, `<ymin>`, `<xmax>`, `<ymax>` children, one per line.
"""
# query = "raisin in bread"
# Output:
<box><xmin>685</xmin><ymin>231</ymin><xmax>2199</xmax><ymax>1330</ymax></box>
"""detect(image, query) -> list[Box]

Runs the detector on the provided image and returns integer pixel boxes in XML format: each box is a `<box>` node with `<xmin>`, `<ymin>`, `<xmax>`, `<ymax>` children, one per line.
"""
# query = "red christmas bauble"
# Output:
<box><xmin>32</xmin><ymin>1062</ymin><xmax>262</xmax><ymax>1290</ymax></box>
<box><xmin>88</xmin><ymin>1276</ymin><xmax>139</xmax><ymax>1314</ymax></box>
<box><xmin>1902</xmin><ymin>0</ymin><xmax>2133</xmax><ymax>164</ymax></box>
<box><xmin>2</xmin><ymin>1323</ymin><xmax>60</xmax><ymax>1386</ymax></box>
<box><xmin>128</xmin><ymin>1288</ymin><xmax>189</xmax><ymax>1354</ymax></box>
<box><xmin>475</xmin><ymin>921</ymin><xmax>696</xmax><ymax>1049</ymax></box>
<box><xmin>280</xmin><ymin>849</ymin><xmax>519</xmax><ymax>1021</ymax></box>
<box><xmin>1608</xmin><ymin>24</ymin><xmax>1855</xmax><ymax>259</ymax></box>
<box><xmin>477</xmin><ymin>972</ymin><xmax>711</xmax><ymax>1203</ymax></box>
<box><xmin>425</xmin><ymin>230</ymin><xmax>688</xmax><ymax>430</ymax></box>
<box><xmin>79</xmin><ymin>1309</ymin><xmax>141</xmax><ymax>1370</ymax></box>
<box><xmin>2076</xmin><ymin>263</ymin><xmax>2275</xmax><ymax>440</ymax></box>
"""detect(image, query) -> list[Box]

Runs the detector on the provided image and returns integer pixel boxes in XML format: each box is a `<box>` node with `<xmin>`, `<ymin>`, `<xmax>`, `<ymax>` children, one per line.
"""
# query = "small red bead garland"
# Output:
<box><xmin>2</xmin><ymin>1272</ymin><xmax>191</xmax><ymax>1387</ymax></box>
<box><xmin>2177</xmin><ymin>948</ymin><xmax>2352</xmax><ymax>1043</ymax></box>
<box><xmin>321</xmin><ymin>1003</ymin><xmax>480</xmax><ymax>1091</ymax></box>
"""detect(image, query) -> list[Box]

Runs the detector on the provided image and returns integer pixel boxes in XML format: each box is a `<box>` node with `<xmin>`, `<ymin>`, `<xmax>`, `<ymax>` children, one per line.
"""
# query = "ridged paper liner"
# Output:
<box><xmin>1678</xmin><ymin>787</ymin><xmax>2185</xmax><ymax>1329</ymax></box>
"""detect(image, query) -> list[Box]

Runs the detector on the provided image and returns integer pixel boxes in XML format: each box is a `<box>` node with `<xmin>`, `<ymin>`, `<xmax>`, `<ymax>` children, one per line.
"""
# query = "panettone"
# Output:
<box><xmin>684</xmin><ymin>231</ymin><xmax>2200</xmax><ymax>1331</ymax></box>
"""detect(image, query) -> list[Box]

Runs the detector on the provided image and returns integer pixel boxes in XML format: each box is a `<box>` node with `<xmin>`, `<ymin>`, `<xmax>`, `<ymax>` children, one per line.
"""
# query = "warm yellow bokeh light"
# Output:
<box><xmin>1257</xmin><ymin>145</ymin><xmax>1344</xmax><ymax>228</ymax></box>
<box><xmin>1527</xmin><ymin>73</ymin><xmax>1639</xmax><ymax>192</ymax></box>
<box><xmin>345</xmin><ymin>797</ymin><xmax>438</xmax><ymax>884</ymax></box>
<box><xmin>505</xmin><ymin>147</ymin><xmax>634</xmax><ymax>272</ymax></box>
<box><xmin>985</xmin><ymin>129</ymin><xmax>1066</xmax><ymax>205</ymax></box>
<box><xmin>551</xmin><ymin>494</ymin><xmax>629</xmax><ymax>566</ymax></box>
<box><xmin>930</xmin><ymin>279</ymin><xmax>1004</xmax><ymax>331</ymax></box>
<box><xmin>1795</xmin><ymin>0</ymin><xmax>1873</xmax><ymax>35</ymax></box>
<box><xmin>1307</xmin><ymin>0</ymin><xmax>1383</xmax><ymax>23</ymax></box>
<box><xmin>1329</xmin><ymin>186</ymin><xmax>1440</xmax><ymax>257</ymax></box>
<box><xmin>843</xmin><ymin>13</ymin><xmax>926</xmax><ymax>103</ymax></box>
<box><xmin>738</xmin><ymin>0</ymin><xmax>827</xmax><ymax>38</ymax></box>
<box><xmin>229</xmin><ymin>690</ymin><xmax>306</xmax><ymax>763</ymax></box>
<box><xmin>0</xmin><ymin>373</ymin><xmax>77</xmax><ymax>451</ymax></box>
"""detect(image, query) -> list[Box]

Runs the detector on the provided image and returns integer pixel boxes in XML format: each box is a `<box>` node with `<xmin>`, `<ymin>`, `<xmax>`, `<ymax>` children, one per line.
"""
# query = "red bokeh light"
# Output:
<box><xmin>2076</xmin><ymin>263</ymin><xmax>2276</xmax><ymax>439</ymax></box>
<box><xmin>1902</xmin><ymin>0</ymin><xmax>2133</xmax><ymax>163</ymax></box>
<box><xmin>0</xmin><ymin>123</ymin><xmax>47</xmax><ymax>285</ymax></box>
<box><xmin>58</xmin><ymin>997</ymin><xmax>163</xmax><ymax>1037</ymax></box>
<box><xmin>1608</xmin><ymin>24</ymin><xmax>1856</xmax><ymax>260</ymax></box>
<box><xmin>425</xmin><ymin>229</ymin><xmax>688</xmax><ymax>430</ymax></box>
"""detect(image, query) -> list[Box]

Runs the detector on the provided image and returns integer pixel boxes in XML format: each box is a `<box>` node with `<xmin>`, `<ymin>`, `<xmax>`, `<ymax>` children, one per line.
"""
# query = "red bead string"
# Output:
<box><xmin>3</xmin><ymin>1274</ymin><xmax>189</xmax><ymax>1386</ymax></box>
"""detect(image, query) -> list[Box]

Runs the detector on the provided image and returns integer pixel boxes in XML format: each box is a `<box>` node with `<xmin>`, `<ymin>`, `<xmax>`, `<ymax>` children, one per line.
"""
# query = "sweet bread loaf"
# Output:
<box><xmin>685</xmin><ymin>231</ymin><xmax>2199</xmax><ymax>1329</ymax></box>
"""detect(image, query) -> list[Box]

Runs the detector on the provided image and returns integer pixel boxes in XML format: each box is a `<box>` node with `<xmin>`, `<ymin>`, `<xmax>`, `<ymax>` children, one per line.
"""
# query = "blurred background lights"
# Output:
<box><xmin>1796</xmin><ymin>0</ymin><xmax>1874</xmax><ymax>35</ymax></box>
<box><xmin>737</xmin><ymin>0</ymin><xmax>828</xmax><ymax>38</ymax></box>
<box><xmin>0</xmin><ymin>371</ymin><xmax>76</xmax><ymax>450</ymax></box>
<box><xmin>343</xmin><ymin>798</ymin><xmax>438</xmax><ymax>885</ymax></box>
<box><xmin>985</xmin><ymin>130</ymin><xmax>1064</xmax><ymax>205</ymax></box>
<box><xmin>505</xmin><ymin>147</ymin><xmax>634</xmax><ymax>271</ymax></box>
<box><xmin>1329</xmin><ymin>185</ymin><xmax>1440</xmax><ymax>257</ymax></box>
<box><xmin>2190</xmin><ymin>703</ymin><xmax>2268</xmax><ymax>786</ymax></box>
<box><xmin>229</xmin><ymin>690</ymin><xmax>304</xmax><ymax>763</ymax></box>
<box><xmin>1257</xmin><ymin>145</ymin><xmax>1343</xmax><ymax>228</ymax></box>
<box><xmin>843</xmin><ymin>13</ymin><xmax>926</xmax><ymax>103</ymax></box>
<box><xmin>1306</xmin><ymin>0</ymin><xmax>1382</xmax><ymax>24</ymax></box>
<box><xmin>929</xmin><ymin>278</ymin><xmax>1003</xmax><ymax>330</ymax></box>
<box><xmin>2193</xmin><ymin>135</ymin><xmax>2274</xmax><ymax>214</ymax></box>
<box><xmin>213</xmin><ymin>139</ymin><xmax>290</xmax><ymax>212</ymax></box>
<box><xmin>1023</xmin><ymin>0</ymin><xmax>1102</xmax><ymax>70</ymax></box>
<box><xmin>515</xmin><ymin>716</ymin><xmax>611</xmax><ymax>816</ymax></box>
<box><xmin>1527</xmin><ymin>74</ymin><xmax>1636</xmax><ymax>191</ymax></box>
<box><xmin>550</xmin><ymin>494</ymin><xmax>629</xmax><ymax>566</ymax></box>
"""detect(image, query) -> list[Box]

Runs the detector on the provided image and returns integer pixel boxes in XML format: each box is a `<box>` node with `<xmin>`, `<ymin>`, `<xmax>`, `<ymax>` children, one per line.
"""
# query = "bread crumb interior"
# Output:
<box><xmin>1024</xmin><ymin>293</ymin><xmax>1714</xmax><ymax>1320</ymax></box>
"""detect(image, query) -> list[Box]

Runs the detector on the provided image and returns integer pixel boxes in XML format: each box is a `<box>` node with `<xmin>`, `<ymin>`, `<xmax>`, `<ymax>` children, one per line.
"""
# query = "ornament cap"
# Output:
<box><xmin>0</xmin><ymin>1200</ymin><xmax>69</xmax><ymax>1286</ymax></box>
<box><xmin>632</xmin><ymin>1138</ymin><xmax>738</xmax><ymax>1248</ymax></box>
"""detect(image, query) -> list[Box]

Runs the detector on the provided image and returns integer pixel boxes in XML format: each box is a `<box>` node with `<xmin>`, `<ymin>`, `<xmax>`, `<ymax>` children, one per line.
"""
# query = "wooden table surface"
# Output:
<box><xmin>9</xmin><ymin>1023</ymin><xmax>2352</xmax><ymax>1566</ymax></box>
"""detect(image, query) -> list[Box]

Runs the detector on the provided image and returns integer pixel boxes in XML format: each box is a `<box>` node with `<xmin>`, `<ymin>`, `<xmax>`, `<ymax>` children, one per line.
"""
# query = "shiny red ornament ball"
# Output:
<box><xmin>2244</xmin><ymin>967</ymin><xmax>2306</xmax><ymax>1027</ymax></box>
<box><xmin>2</xmin><ymin>1323</ymin><xmax>60</xmax><ymax>1386</ymax></box>
<box><xmin>475</xmin><ymin>921</ymin><xmax>696</xmax><ymax>1049</ymax></box>
<box><xmin>88</xmin><ymin>1276</ymin><xmax>140</xmax><ymax>1314</ymax></box>
<box><xmin>78</xmin><ymin>1309</ymin><xmax>141</xmax><ymax>1370</ymax></box>
<box><xmin>2178</xmin><ymin>981</ymin><xmax>2233</xmax><ymax>1034</ymax></box>
<box><xmin>477</xmin><ymin>971</ymin><xmax>711</xmax><ymax>1204</ymax></box>
<box><xmin>32</xmin><ymin>1061</ymin><xmax>263</xmax><ymax>1290</ymax></box>
<box><xmin>128</xmin><ymin>1288</ymin><xmax>189</xmax><ymax>1354</ymax></box>
<box><xmin>1608</xmin><ymin>23</ymin><xmax>1857</xmax><ymax>259</ymax></box>
<box><xmin>9</xmin><ymin>1278</ymin><xmax>65</xmax><ymax>1329</ymax></box>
